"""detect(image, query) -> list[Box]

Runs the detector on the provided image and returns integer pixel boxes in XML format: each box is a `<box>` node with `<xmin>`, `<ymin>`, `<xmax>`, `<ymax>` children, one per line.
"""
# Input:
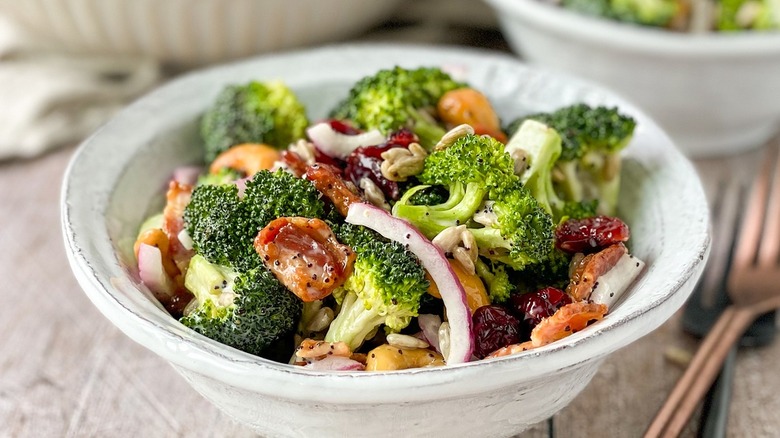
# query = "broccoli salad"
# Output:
<box><xmin>133</xmin><ymin>66</ymin><xmax>646</xmax><ymax>371</ymax></box>
<box><xmin>547</xmin><ymin>0</ymin><xmax>780</xmax><ymax>31</ymax></box>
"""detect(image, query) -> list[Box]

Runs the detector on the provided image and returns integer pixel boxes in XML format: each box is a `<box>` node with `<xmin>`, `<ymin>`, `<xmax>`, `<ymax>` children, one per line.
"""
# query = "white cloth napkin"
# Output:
<box><xmin>0</xmin><ymin>15</ymin><xmax>161</xmax><ymax>160</ymax></box>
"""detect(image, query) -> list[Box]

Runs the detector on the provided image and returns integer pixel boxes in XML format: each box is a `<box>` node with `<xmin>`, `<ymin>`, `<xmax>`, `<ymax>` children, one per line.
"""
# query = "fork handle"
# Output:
<box><xmin>699</xmin><ymin>344</ymin><xmax>737</xmax><ymax>438</ymax></box>
<box><xmin>644</xmin><ymin>306</ymin><xmax>756</xmax><ymax>438</ymax></box>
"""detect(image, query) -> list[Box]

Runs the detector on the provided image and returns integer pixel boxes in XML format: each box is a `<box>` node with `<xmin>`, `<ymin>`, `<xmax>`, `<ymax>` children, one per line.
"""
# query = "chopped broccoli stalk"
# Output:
<box><xmin>181</xmin><ymin>255</ymin><xmax>302</xmax><ymax>357</ymax></box>
<box><xmin>505</xmin><ymin>119</ymin><xmax>564</xmax><ymax>218</ymax></box>
<box><xmin>330</xmin><ymin>66</ymin><xmax>465</xmax><ymax>149</ymax></box>
<box><xmin>200</xmin><ymin>80</ymin><xmax>309</xmax><ymax>161</ymax></box>
<box><xmin>394</xmin><ymin>182</ymin><xmax>487</xmax><ymax>238</ymax></box>
<box><xmin>474</xmin><ymin>258</ymin><xmax>513</xmax><ymax>304</ymax></box>
<box><xmin>324</xmin><ymin>229</ymin><xmax>429</xmax><ymax>351</ymax></box>
<box><xmin>184</xmin><ymin>169</ymin><xmax>325</xmax><ymax>271</ymax></box>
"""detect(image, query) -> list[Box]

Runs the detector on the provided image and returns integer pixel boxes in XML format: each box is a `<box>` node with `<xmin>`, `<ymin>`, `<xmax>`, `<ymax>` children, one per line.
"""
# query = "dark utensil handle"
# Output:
<box><xmin>699</xmin><ymin>345</ymin><xmax>737</xmax><ymax>438</ymax></box>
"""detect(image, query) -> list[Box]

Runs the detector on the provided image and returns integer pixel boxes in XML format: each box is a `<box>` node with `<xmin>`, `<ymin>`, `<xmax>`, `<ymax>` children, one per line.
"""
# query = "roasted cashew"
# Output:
<box><xmin>434</xmin><ymin>124</ymin><xmax>474</xmax><ymax>151</ymax></box>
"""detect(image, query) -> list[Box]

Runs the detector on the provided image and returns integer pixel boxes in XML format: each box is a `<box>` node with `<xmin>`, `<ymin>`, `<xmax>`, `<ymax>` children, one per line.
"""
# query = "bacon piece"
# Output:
<box><xmin>530</xmin><ymin>302</ymin><xmax>608</xmax><ymax>347</ymax></box>
<box><xmin>566</xmin><ymin>243</ymin><xmax>628</xmax><ymax>301</ymax></box>
<box><xmin>305</xmin><ymin>163</ymin><xmax>364</xmax><ymax>217</ymax></box>
<box><xmin>254</xmin><ymin>217</ymin><xmax>355</xmax><ymax>302</ymax></box>
<box><xmin>280</xmin><ymin>150</ymin><xmax>309</xmax><ymax>178</ymax></box>
<box><xmin>162</xmin><ymin>180</ymin><xmax>195</xmax><ymax>272</ymax></box>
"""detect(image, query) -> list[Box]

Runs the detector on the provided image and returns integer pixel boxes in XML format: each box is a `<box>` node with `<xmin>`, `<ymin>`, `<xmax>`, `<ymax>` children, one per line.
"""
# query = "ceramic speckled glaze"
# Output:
<box><xmin>484</xmin><ymin>0</ymin><xmax>780</xmax><ymax>158</ymax></box>
<box><xmin>61</xmin><ymin>45</ymin><xmax>710</xmax><ymax>438</ymax></box>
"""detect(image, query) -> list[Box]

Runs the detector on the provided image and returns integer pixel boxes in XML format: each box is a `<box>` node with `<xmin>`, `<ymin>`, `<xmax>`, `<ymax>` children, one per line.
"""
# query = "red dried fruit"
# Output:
<box><xmin>343</xmin><ymin>129</ymin><xmax>420</xmax><ymax>201</ymax></box>
<box><xmin>472</xmin><ymin>305</ymin><xmax>521</xmax><ymax>359</ymax></box>
<box><xmin>328</xmin><ymin>119</ymin><xmax>362</xmax><ymax>135</ymax></box>
<box><xmin>555</xmin><ymin>215</ymin><xmax>630</xmax><ymax>254</ymax></box>
<box><xmin>510</xmin><ymin>287</ymin><xmax>573</xmax><ymax>337</ymax></box>
<box><xmin>385</xmin><ymin>128</ymin><xmax>418</xmax><ymax>148</ymax></box>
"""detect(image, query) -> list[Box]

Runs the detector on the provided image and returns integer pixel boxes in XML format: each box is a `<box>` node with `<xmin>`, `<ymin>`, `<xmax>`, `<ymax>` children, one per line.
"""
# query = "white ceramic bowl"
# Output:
<box><xmin>483</xmin><ymin>0</ymin><xmax>780</xmax><ymax>157</ymax></box>
<box><xmin>0</xmin><ymin>0</ymin><xmax>401</xmax><ymax>65</ymax></box>
<box><xmin>61</xmin><ymin>44</ymin><xmax>710</xmax><ymax>438</ymax></box>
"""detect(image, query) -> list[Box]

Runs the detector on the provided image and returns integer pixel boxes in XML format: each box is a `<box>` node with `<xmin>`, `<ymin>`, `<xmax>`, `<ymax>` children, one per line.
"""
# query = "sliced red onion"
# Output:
<box><xmin>172</xmin><ymin>166</ymin><xmax>203</xmax><ymax>185</ymax></box>
<box><xmin>137</xmin><ymin>243</ymin><xmax>175</xmax><ymax>301</ymax></box>
<box><xmin>345</xmin><ymin>203</ymin><xmax>473</xmax><ymax>365</ymax></box>
<box><xmin>233</xmin><ymin>176</ymin><xmax>251</xmax><ymax>197</ymax></box>
<box><xmin>418</xmin><ymin>313</ymin><xmax>442</xmax><ymax>353</ymax></box>
<box><xmin>303</xmin><ymin>355</ymin><xmax>365</xmax><ymax>371</ymax></box>
<box><xmin>306</xmin><ymin>122</ymin><xmax>385</xmax><ymax>160</ymax></box>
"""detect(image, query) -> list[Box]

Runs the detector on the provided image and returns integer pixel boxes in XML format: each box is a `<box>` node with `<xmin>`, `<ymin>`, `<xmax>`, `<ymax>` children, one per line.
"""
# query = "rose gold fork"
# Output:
<box><xmin>644</xmin><ymin>142</ymin><xmax>780</xmax><ymax>438</ymax></box>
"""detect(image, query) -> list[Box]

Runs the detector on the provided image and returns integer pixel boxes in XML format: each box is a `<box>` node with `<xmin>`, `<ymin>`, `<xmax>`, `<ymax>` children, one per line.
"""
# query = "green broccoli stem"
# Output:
<box><xmin>409</xmin><ymin>109</ymin><xmax>447</xmax><ymax>150</ymax></box>
<box><xmin>324</xmin><ymin>292</ymin><xmax>386</xmax><ymax>351</ymax></box>
<box><xmin>553</xmin><ymin>160</ymin><xmax>584</xmax><ymax>202</ymax></box>
<box><xmin>393</xmin><ymin>182</ymin><xmax>487</xmax><ymax>239</ymax></box>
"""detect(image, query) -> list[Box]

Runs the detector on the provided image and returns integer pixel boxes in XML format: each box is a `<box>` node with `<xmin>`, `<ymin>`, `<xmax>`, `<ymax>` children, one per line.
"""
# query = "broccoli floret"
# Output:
<box><xmin>561</xmin><ymin>0</ymin><xmax>679</xmax><ymax>27</ymax></box>
<box><xmin>507</xmin><ymin>104</ymin><xmax>635</xmax><ymax>162</ymax></box>
<box><xmin>201</xmin><ymin>80</ymin><xmax>309</xmax><ymax>162</ymax></box>
<box><xmin>393</xmin><ymin>134</ymin><xmax>518</xmax><ymax>238</ymax></box>
<box><xmin>511</xmin><ymin>248</ymin><xmax>573</xmax><ymax>293</ymax></box>
<box><xmin>330</xmin><ymin>66</ymin><xmax>465</xmax><ymax>149</ymax></box>
<box><xmin>181</xmin><ymin>254</ymin><xmax>302</xmax><ymax>357</ymax></box>
<box><xmin>469</xmin><ymin>179</ymin><xmax>555</xmax><ymax>270</ymax></box>
<box><xmin>184</xmin><ymin>183</ymin><xmax>258</xmax><ymax>270</ymax></box>
<box><xmin>242</xmin><ymin>169</ymin><xmax>325</xmax><ymax>227</ymax></box>
<box><xmin>560</xmin><ymin>199</ymin><xmax>600</xmax><ymax>221</ymax></box>
<box><xmin>196</xmin><ymin>168</ymin><xmax>241</xmax><ymax>186</ymax></box>
<box><xmin>406</xmin><ymin>184</ymin><xmax>450</xmax><ymax>206</ymax></box>
<box><xmin>718</xmin><ymin>0</ymin><xmax>780</xmax><ymax>30</ymax></box>
<box><xmin>561</xmin><ymin>0</ymin><xmax>613</xmax><ymax>17</ymax></box>
<box><xmin>506</xmin><ymin>105</ymin><xmax>635</xmax><ymax>217</ymax></box>
<box><xmin>609</xmin><ymin>0</ymin><xmax>680</xmax><ymax>26</ymax></box>
<box><xmin>324</xmin><ymin>227</ymin><xmax>429</xmax><ymax>351</ymax></box>
<box><xmin>474</xmin><ymin>258</ymin><xmax>513</xmax><ymax>304</ymax></box>
<box><xmin>183</xmin><ymin>169</ymin><xmax>325</xmax><ymax>271</ymax></box>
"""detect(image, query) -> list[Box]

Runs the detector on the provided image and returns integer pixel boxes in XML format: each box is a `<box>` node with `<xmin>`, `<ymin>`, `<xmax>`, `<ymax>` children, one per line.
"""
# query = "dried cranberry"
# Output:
<box><xmin>510</xmin><ymin>287</ymin><xmax>572</xmax><ymax>336</ymax></box>
<box><xmin>345</xmin><ymin>145</ymin><xmax>401</xmax><ymax>200</ymax></box>
<box><xmin>472</xmin><ymin>305</ymin><xmax>522</xmax><ymax>359</ymax></box>
<box><xmin>313</xmin><ymin>146</ymin><xmax>346</xmax><ymax>169</ymax></box>
<box><xmin>555</xmin><ymin>216</ymin><xmax>630</xmax><ymax>254</ymax></box>
<box><xmin>343</xmin><ymin>129</ymin><xmax>419</xmax><ymax>201</ymax></box>
<box><xmin>385</xmin><ymin>129</ymin><xmax>418</xmax><ymax>148</ymax></box>
<box><xmin>328</xmin><ymin>119</ymin><xmax>362</xmax><ymax>135</ymax></box>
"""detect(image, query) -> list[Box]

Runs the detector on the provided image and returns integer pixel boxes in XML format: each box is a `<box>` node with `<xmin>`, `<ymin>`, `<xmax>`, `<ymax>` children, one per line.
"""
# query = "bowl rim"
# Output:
<box><xmin>61</xmin><ymin>43</ymin><xmax>710</xmax><ymax>402</ymax></box>
<box><xmin>484</xmin><ymin>0</ymin><xmax>780</xmax><ymax>56</ymax></box>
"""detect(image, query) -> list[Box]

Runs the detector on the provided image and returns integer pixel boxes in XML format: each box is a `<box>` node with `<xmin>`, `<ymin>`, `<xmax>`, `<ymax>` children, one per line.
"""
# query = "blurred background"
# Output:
<box><xmin>1</xmin><ymin>0</ymin><xmax>778</xmax><ymax>437</ymax></box>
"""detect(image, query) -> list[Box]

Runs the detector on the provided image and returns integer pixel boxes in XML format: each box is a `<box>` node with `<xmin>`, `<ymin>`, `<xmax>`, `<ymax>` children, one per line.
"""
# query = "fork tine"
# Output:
<box><xmin>757</xmin><ymin>143</ymin><xmax>780</xmax><ymax>267</ymax></box>
<box><xmin>732</xmin><ymin>144</ymin><xmax>777</xmax><ymax>271</ymax></box>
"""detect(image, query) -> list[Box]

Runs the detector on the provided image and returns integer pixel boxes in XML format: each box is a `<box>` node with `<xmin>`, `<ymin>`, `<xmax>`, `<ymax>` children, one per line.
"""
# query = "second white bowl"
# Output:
<box><xmin>484</xmin><ymin>0</ymin><xmax>780</xmax><ymax>157</ymax></box>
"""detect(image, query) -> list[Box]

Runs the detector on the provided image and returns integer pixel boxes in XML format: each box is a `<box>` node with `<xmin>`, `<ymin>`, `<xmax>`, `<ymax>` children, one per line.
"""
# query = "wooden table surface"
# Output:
<box><xmin>2</xmin><ymin>2</ymin><xmax>779</xmax><ymax>437</ymax></box>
